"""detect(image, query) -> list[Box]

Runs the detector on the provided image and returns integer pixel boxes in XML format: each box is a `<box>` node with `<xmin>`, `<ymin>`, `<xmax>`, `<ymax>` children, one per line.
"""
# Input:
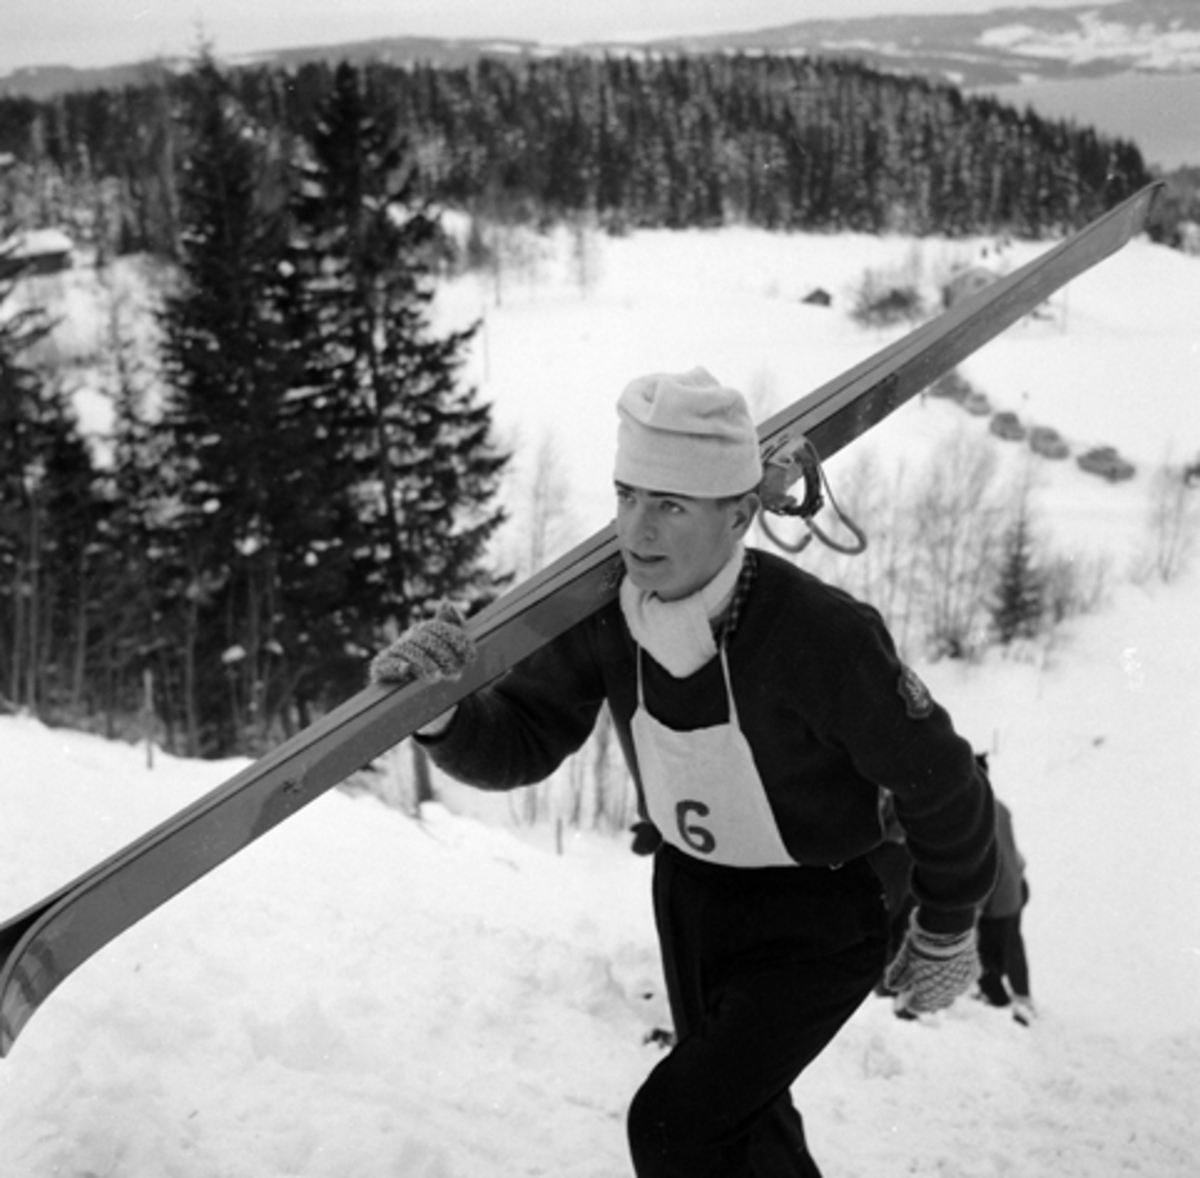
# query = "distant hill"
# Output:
<box><xmin>0</xmin><ymin>60</ymin><xmax>179</xmax><ymax>100</ymax></box>
<box><xmin>634</xmin><ymin>0</ymin><xmax>1200</xmax><ymax>87</ymax></box>
<box><xmin>2</xmin><ymin>1</ymin><xmax>1198</xmax><ymax>100</ymax></box>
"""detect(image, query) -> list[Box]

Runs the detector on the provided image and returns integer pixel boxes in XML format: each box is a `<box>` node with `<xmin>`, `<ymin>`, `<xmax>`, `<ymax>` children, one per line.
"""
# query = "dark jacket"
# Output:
<box><xmin>983</xmin><ymin>801</ymin><xmax>1027</xmax><ymax>919</ymax></box>
<box><xmin>423</xmin><ymin>550</ymin><xmax>995</xmax><ymax>934</ymax></box>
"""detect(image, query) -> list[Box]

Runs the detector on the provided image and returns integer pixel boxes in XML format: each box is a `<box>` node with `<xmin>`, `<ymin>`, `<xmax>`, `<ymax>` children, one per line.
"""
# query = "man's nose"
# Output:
<box><xmin>632</xmin><ymin>503</ymin><xmax>656</xmax><ymax>539</ymax></box>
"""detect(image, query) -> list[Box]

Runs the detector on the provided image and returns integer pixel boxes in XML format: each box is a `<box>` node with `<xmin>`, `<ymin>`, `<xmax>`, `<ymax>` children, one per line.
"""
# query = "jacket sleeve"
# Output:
<box><xmin>822</xmin><ymin>614</ymin><xmax>997</xmax><ymax>935</ymax></box>
<box><xmin>417</xmin><ymin>619</ymin><xmax>608</xmax><ymax>791</ymax></box>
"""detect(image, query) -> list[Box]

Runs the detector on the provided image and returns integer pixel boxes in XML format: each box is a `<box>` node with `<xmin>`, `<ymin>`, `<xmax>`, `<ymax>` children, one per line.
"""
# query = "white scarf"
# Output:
<box><xmin>619</xmin><ymin>544</ymin><xmax>745</xmax><ymax>678</ymax></box>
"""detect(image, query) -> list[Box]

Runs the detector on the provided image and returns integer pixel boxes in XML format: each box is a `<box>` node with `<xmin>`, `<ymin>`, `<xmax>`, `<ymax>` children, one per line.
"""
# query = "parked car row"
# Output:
<box><xmin>984</xmin><ymin>407</ymin><xmax>1137</xmax><ymax>480</ymax></box>
<box><xmin>987</xmin><ymin>411</ymin><xmax>1070</xmax><ymax>459</ymax></box>
<box><xmin>931</xmin><ymin>373</ymin><xmax>1141</xmax><ymax>483</ymax></box>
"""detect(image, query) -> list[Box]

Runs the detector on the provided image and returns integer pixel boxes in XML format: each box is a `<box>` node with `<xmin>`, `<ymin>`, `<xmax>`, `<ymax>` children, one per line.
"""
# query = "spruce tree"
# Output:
<box><xmin>155</xmin><ymin>58</ymin><xmax>301</xmax><ymax>752</ymax></box>
<box><xmin>21</xmin><ymin>383</ymin><xmax>102</xmax><ymax>716</ymax></box>
<box><xmin>0</xmin><ymin>259</ymin><xmax>56</xmax><ymax>711</ymax></box>
<box><xmin>91</xmin><ymin>285</ymin><xmax>178</xmax><ymax>736</ymax></box>
<box><xmin>289</xmin><ymin>62</ymin><xmax>508</xmax><ymax>645</ymax></box>
<box><xmin>991</xmin><ymin>507</ymin><xmax>1044</xmax><ymax>646</ymax></box>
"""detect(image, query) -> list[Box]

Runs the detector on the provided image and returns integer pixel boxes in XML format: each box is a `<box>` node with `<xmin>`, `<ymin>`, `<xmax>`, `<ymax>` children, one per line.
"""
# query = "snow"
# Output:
<box><xmin>3</xmin><ymin>220</ymin><xmax>1200</xmax><ymax>1174</ymax></box>
<box><xmin>977</xmin><ymin>14</ymin><xmax>1200</xmax><ymax>73</ymax></box>
<box><xmin>445</xmin><ymin>223</ymin><xmax>1198</xmax><ymax>570</ymax></box>
<box><xmin>0</xmin><ymin>226</ymin><xmax>74</xmax><ymax>257</ymax></box>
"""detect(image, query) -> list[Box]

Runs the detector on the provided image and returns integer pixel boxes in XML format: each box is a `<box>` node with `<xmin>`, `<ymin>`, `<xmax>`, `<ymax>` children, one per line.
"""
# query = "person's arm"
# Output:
<box><xmin>422</xmin><ymin>622</ymin><xmax>608</xmax><ymax>790</ymax></box>
<box><xmin>821</xmin><ymin>612</ymin><xmax>996</xmax><ymax>1014</ymax></box>
<box><xmin>824</xmin><ymin>619</ymin><xmax>996</xmax><ymax>932</ymax></box>
<box><xmin>371</xmin><ymin>606</ymin><xmax>608</xmax><ymax>791</ymax></box>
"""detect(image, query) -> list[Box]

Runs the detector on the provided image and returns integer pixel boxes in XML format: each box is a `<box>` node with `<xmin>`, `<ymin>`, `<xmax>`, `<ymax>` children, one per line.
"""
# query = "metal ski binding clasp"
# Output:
<box><xmin>757</xmin><ymin>432</ymin><xmax>868</xmax><ymax>556</ymax></box>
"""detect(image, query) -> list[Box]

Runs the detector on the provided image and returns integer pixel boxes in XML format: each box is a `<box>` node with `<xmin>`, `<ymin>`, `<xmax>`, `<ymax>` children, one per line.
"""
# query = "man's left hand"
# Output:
<box><xmin>884</xmin><ymin>912</ymin><xmax>980</xmax><ymax>1015</ymax></box>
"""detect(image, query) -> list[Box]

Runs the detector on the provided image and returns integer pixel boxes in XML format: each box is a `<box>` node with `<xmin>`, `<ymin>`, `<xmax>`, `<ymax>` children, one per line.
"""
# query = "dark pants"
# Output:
<box><xmin>977</xmin><ymin>909</ymin><xmax>1030</xmax><ymax>1004</ymax></box>
<box><xmin>628</xmin><ymin>847</ymin><xmax>888</xmax><ymax>1177</ymax></box>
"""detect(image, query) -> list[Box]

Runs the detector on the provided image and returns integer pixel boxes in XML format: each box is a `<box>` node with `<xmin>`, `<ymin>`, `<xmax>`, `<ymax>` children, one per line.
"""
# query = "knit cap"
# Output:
<box><xmin>614</xmin><ymin>367</ymin><xmax>762</xmax><ymax>498</ymax></box>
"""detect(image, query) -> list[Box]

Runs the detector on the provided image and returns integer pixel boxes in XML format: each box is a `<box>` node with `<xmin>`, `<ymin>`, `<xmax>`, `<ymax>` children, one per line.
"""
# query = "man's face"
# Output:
<box><xmin>614</xmin><ymin>482</ymin><xmax>752</xmax><ymax>601</ymax></box>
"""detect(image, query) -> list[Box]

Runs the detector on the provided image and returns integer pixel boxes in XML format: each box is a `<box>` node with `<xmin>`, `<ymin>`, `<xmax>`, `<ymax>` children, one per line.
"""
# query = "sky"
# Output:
<box><xmin>1</xmin><ymin>0</ymin><xmax>1115</xmax><ymax>76</ymax></box>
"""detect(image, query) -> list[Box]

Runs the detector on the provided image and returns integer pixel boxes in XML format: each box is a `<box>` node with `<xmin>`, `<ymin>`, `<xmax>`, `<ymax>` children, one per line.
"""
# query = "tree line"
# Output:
<box><xmin>1</xmin><ymin>60</ymin><xmax>507</xmax><ymax>755</ymax></box>
<box><xmin>1</xmin><ymin>52</ymin><xmax>1152</xmax><ymax>263</ymax></box>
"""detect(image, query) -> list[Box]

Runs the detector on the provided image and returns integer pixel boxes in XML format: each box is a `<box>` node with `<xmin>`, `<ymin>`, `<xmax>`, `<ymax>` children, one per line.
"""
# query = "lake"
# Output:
<box><xmin>973</xmin><ymin>71</ymin><xmax>1200</xmax><ymax>171</ymax></box>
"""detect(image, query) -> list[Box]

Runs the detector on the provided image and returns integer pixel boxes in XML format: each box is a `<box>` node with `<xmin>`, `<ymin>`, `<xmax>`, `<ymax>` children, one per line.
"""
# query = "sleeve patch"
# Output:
<box><xmin>897</xmin><ymin>665</ymin><xmax>934</xmax><ymax>719</ymax></box>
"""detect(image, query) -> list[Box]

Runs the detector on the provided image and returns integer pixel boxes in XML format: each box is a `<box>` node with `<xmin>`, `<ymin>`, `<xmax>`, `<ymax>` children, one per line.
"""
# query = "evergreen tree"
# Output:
<box><xmin>0</xmin><ymin>257</ymin><xmax>57</xmax><ymax>710</ymax></box>
<box><xmin>90</xmin><ymin>281</ymin><xmax>177</xmax><ymax>736</ymax></box>
<box><xmin>289</xmin><ymin>62</ymin><xmax>508</xmax><ymax>651</ymax></box>
<box><xmin>991</xmin><ymin>506</ymin><xmax>1044</xmax><ymax>646</ymax></box>
<box><xmin>20</xmin><ymin>381</ymin><xmax>102</xmax><ymax>717</ymax></box>
<box><xmin>155</xmin><ymin>58</ymin><xmax>300</xmax><ymax>753</ymax></box>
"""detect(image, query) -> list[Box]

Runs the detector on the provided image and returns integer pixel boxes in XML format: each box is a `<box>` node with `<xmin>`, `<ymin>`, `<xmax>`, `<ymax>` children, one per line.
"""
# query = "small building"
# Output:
<box><xmin>801</xmin><ymin>286</ymin><xmax>833</xmax><ymax>307</ymax></box>
<box><xmin>942</xmin><ymin>266</ymin><xmax>996</xmax><ymax>309</ymax></box>
<box><xmin>0</xmin><ymin>227</ymin><xmax>75</xmax><ymax>280</ymax></box>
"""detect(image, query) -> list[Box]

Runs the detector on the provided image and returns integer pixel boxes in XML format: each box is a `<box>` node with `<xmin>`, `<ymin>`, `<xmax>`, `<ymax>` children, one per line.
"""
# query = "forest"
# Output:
<box><xmin>0</xmin><ymin>52</ymin><xmax>1158</xmax><ymax>757</ymax></box>
<box><xmin>0</xmin><ymin>52</ymin><xmax>1155</xmax><ymax>257</ymax></box>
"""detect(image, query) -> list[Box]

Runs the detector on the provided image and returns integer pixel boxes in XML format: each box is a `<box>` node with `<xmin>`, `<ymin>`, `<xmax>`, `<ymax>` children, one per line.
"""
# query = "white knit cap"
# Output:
<box><xmin>614</xmin><ymin>367</ymin><xmax>762</xmax><ymax>498</ymax></box>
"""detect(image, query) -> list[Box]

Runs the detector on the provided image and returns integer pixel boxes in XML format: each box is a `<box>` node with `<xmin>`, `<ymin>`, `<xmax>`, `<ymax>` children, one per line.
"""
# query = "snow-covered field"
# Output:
<box><xmin>439</xmin><ymin>220</ymin><xmax>1200</xmax><ymax>571</ymax></box>
<box><xmin>2</xmin><ymin>218</ymin><xmax>1199</xmax><ymax>1175</ymax></box>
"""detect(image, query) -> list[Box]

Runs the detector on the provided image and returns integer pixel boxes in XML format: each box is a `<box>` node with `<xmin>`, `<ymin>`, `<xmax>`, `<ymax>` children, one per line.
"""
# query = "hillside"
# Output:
<box><xmin>0</xmin><ymin>564</ymin><xmax>1196</xmax><ymax>1174</ymax></box>
<box><xmin>2</xmin><ymin>202</ymin><xmax>1199</xmax><ymax>1176</ymax></box>
<box><xmin>18</xmin><ymin>210</ymin><xmax>1198</xmax><ymax>610</ymax></box>
<box><xmin>23</xmin><ymin>216</ymin><xmax>1198</xmax><ymax>574</ymax></box>
<box><xmin>418</xmin><ymin>221</ymin><xmax>1199</xmax><ymax>571</ymax></box>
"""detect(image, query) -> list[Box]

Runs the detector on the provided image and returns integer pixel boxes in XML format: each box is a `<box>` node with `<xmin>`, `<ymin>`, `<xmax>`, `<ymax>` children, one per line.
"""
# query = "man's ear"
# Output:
<box><xmin>731</xmin><ymin>492</ymin><xmax>760</xmax><ymax>537</ymax></box>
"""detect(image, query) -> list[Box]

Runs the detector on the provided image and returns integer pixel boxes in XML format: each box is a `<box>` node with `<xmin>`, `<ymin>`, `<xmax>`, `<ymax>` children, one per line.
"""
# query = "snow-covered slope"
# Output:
<box><xmin>3</xmin><ymin>219</ymin><xmax>1198</xmax><ymax>1175</ymax></box>
<box><xmin>429</xmin><ymin>222</ymin><xmax>1199</xmax><ymax>573</ymax></box>
<box><xmin>1</xmin><ymin>560</ymin><xmax>1197</xmax><ymax>1176</ymax></box>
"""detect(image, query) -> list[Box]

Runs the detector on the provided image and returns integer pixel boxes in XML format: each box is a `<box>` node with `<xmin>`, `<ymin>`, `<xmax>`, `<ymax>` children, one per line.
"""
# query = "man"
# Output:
<box><xmin>371</xmin><ymin>367</ymin><xmax>996</xmax><ymax>1177</ymax></box>
<box><xmin>975</xmin><ymin>775</ymin><xmax>1034</xmax><ymax>1026</ymax></box>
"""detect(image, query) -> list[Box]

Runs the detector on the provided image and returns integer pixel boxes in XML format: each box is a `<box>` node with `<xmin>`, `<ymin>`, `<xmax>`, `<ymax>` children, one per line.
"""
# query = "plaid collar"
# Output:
<box><xmin>712</xmin><ymin>550</ymin><xmax>758</xmax><ymax>645</ymax></box>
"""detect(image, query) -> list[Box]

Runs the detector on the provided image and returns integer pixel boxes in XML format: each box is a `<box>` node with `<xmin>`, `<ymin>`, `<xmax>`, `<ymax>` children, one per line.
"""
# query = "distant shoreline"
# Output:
<box><xmin>971</xmin><ymin>71</ymin><xmax>1200</xmax><ymax>171</ymax></box>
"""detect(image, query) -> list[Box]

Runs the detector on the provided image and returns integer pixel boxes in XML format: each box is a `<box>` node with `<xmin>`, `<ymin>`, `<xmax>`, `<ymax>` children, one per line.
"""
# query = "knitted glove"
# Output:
<box><xmin>369</xmin><ymin>603</ymin><xmax>476</xmax><ymax>684</ymax></box>
<box><xmin>884</xmin><ymin>911</ymin><xmax>980</xmax><ymax>1016</ymax></box>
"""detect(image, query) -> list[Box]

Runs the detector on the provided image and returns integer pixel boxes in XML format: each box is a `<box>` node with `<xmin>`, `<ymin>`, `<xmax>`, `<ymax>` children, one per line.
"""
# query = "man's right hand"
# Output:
<box><xmin>369</xmin><ymin>603</ymin><xmax>476</xmax><ymax>684</ymax></box>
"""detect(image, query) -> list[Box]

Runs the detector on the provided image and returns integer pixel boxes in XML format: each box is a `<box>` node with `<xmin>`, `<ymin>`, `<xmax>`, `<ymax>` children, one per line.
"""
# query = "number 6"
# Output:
<box><xmin>676</xmin><ymin>800</ymin><xmax>716</xmax><ymax>855</ymax></box>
